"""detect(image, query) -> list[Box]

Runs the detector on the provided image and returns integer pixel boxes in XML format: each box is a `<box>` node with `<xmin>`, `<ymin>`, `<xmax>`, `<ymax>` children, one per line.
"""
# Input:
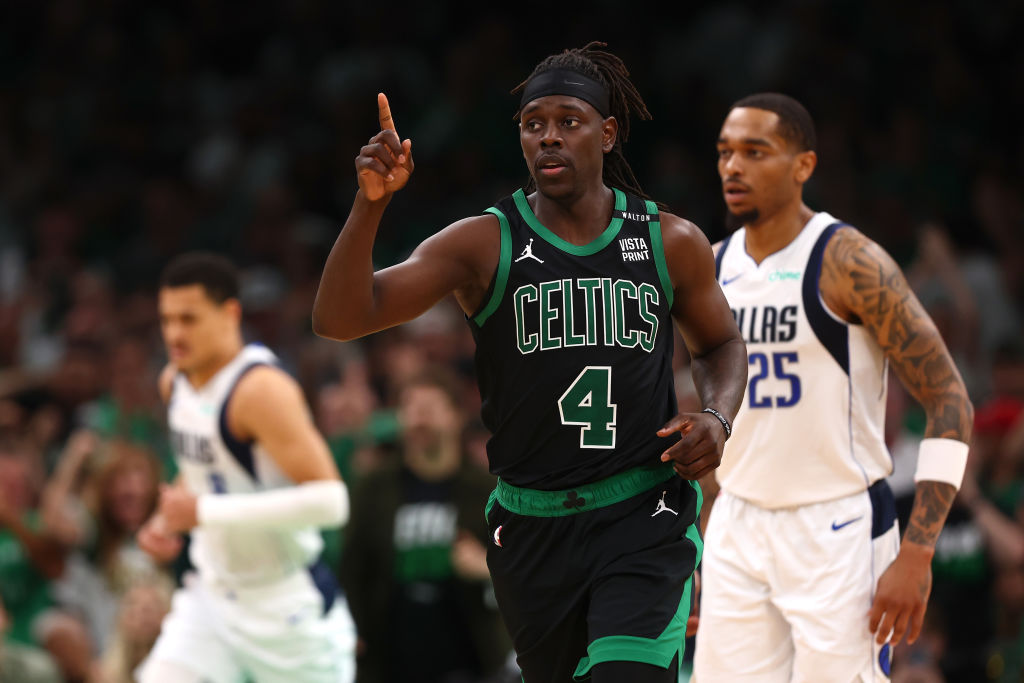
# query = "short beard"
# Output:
<box><xmin>725</xmin><ymin>208</ymin><xmax>759</xmax><ymax>232</ymax></box>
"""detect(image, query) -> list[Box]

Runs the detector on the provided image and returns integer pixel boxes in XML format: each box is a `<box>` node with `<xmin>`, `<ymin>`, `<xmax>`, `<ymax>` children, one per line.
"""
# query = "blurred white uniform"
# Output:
<box><xmin>694</xmin><ymin>213</ymin><xmax>899</xmax><ymax>682</ymax></box>
<box><xmin>139</xmin><ymin>344</ymin><xmax>355</xmax><ymax>683</ymax></box>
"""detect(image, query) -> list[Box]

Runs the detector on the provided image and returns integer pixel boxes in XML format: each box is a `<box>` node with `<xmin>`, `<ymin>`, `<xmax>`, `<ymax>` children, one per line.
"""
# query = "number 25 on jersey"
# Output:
<box><xmin>748</xmin><ymin>351</ymin><xmax>801</xmax><ymax>408</ymax></box>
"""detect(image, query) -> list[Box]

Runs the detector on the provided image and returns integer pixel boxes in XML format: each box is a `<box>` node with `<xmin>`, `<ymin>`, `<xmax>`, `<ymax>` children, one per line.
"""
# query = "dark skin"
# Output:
<box><xmin>313</xmin><ymin>92</ymin><xmax>746</xmax><ymax>481</ymax></box>
<box><xmin>710</xmin><ymin>106</ymin><xmax>974</xmax><ymax>647</ymax></box>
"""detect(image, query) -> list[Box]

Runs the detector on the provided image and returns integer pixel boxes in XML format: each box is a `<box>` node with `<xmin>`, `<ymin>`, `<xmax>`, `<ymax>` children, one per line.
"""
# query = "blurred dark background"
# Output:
<box><xmin>0</xmin><ymin>2</ymin><xmax>1022</xmax><ymax>682</ymax></box>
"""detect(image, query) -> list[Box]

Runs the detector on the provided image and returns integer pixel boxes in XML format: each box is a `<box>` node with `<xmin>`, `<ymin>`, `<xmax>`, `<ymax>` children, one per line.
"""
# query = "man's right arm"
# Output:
<box><xmin>312</xmin><ymin>198</ymin><xmax>494</xmax><ymax>340</ymax></box>
<box><xmin>312</xmin><ymin>94</ymin><xmax>495</xmax><ymax>340</ymax></box>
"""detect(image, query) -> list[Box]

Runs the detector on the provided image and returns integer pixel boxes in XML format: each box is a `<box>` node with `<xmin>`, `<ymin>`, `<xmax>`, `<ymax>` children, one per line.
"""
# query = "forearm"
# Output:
<box><xmin>198</xmin><ymin>479</ymin><xmax>350</xmax><ymax>530</ymax></box>
<box><xmin>902</xmin><ymin>378</ymin><xmax>972</xmax><ymax>551</ymax></box>
<box><xmin>690</xmin><ymin>337</ymin><xmax>747</xmax><ymax>423</ymax></box>
<box><xmin>312</xmin><ymin>191</ymin><xmax>389</xmax><ymax>340</ymax></box>
<box><xmin>903</xmin><ymin>481</ymin><xmax>956</xmax><ymax>553</ymax></box>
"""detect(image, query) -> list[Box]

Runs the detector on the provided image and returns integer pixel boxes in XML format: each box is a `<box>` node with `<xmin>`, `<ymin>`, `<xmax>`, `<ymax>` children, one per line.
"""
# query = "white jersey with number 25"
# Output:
<box><xmin>715</xmin><ymin>212</ymin><xmax>892</xmax><ymax>508</ymax></box>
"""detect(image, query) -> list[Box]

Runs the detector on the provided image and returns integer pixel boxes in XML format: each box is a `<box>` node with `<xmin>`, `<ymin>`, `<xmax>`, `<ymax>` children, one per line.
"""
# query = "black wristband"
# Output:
<box><xmin>702</xmin><ymin>407</ymin><xmax>732</xmax><ymax>440</ymax></box>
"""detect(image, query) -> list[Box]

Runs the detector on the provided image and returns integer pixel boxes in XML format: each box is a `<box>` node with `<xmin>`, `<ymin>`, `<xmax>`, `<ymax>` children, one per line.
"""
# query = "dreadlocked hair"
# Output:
<box><xmin>512</xmin><ymin>41</ymin><xmax>652</xmax><ymax>199</ymax></box>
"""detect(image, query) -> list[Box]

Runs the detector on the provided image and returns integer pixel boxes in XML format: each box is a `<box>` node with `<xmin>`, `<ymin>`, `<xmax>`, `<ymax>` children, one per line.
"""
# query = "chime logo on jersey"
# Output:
<box><xmin>512</xmin><ymin>277</ymin><xmax>660</xmax><ymax>354</ymax></box>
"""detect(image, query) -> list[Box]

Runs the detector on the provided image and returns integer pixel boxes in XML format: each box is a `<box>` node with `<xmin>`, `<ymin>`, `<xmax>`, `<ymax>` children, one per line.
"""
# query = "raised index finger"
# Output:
<box><xmin>378</xmin><ymin>92</ymin><xmax>397</xmax><ymax>133</ymax></box>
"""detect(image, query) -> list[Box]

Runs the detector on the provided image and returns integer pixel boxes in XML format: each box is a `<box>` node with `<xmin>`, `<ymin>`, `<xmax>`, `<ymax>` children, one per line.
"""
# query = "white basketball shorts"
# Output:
<box><xmin>138</xmin><ymin>565</ymin><xmax>356</xmax><ymax>683</ymax></box>
<box><xmin>693</xmin><ymin>480</ymin><xmax>900</xmax><ymax>683</ymax></box>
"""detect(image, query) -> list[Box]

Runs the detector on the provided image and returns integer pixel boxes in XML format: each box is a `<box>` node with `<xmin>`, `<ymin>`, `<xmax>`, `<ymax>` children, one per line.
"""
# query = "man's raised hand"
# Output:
<box><xmin>356</xmin><ymin>93</ymin><xmax>414</xmax><ymax>200</ymax></box>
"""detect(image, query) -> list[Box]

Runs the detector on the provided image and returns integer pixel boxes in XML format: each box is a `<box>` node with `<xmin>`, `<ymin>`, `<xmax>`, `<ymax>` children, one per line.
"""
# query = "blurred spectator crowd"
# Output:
<box><xmin>0</xmin><ymin>1</ymin><xmax>1021</xmax><ymax>682</ymax></box>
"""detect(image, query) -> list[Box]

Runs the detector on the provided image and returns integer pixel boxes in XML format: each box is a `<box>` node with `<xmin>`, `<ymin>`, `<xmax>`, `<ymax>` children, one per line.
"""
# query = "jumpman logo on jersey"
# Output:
<box><xmin>651</xmin><ymin>490</ymin><xmax>678</xmax><ymax>517</ymax></box>
<box><xmin>515</xmin><ymin>238</ymin><xmax>544</xmax><ymax>264</ymax></box>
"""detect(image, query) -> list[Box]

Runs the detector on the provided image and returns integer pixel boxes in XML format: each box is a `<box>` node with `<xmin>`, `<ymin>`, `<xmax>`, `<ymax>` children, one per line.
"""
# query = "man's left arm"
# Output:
<box><xmin>822</xmin><ymin>227</ymin><xmax>974</xmax><ymax>647</ymax></box>
<box><xmin>159</xmin><ymin>366</ymin><xmax>348</xmax><ymax>533</ymax></box>
<box><xmin>657</xmin><ymin>215</ymin><xmax>748</xmax><ymax>480</ymax></box>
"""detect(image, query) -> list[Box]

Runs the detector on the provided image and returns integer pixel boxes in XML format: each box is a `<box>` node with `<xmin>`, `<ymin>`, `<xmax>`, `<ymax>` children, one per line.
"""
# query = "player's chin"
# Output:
<box><xmin>533</xmin><ymin>174</ymin><xmax>577</xmax><ymax>199</ymax></box>
<box><xmin>725</xmin><ymin>206</ymin><xmax>760</xmax><ymax>231</ymax></box>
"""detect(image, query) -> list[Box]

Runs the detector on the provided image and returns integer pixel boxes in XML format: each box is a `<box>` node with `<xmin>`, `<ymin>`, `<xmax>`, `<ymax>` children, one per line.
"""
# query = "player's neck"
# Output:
<box><xmin>743</xmin><ymin>202</ymin><xmax>815</xmax><ymax>264</ymax></box>
<box><xmin>531</xmin><ymin>184</ymin><xmax>614</xmax><ymax>246</ymax></box>
<box><xmin>185</xmin><ymin>342</ymin><xmax>244</xmax><ymax>389</ymax></box>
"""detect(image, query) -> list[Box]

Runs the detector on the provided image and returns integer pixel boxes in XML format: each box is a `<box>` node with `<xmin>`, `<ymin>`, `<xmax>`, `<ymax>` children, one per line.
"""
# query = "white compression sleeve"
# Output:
<box><xmin>914</xmin><ymin>437</ymin><xmax>969</xmax><ymax>490</ymax></box>
<box><xmin>197</xmin><ymin>479</ymin><xmax>350</xmax><ymax>529</ymax></box>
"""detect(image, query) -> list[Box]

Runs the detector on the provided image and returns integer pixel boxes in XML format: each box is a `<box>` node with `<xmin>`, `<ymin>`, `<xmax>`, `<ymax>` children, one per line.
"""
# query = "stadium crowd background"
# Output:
<box><xmin>0</xmin><ymin>1</ymin><xmax>1021</xmax><ymax>681</ymax></box>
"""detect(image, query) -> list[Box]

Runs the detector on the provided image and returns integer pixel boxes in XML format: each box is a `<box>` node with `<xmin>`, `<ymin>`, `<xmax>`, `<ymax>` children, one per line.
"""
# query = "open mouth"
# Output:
<box><xmin>723</xmin><ymin>182</ymin><xmax>751</xmax><ymax>203</ymax></box>
<box><xmin>537</xmin><ymin>155</ymin><xmax>569</xmax><ymax>177</ymax></box>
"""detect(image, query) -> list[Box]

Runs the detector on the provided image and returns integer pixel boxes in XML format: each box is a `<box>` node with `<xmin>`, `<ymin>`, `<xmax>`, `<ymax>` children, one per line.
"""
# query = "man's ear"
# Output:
<box><xmin>795</xmin><ymin>149</ymin><xmax>817</xmax><ymax>184</ymax></box>
<box><xmin>602</xmin><ymin>116</ymin><xmax>619</xmax><ymax>154</ymax></box>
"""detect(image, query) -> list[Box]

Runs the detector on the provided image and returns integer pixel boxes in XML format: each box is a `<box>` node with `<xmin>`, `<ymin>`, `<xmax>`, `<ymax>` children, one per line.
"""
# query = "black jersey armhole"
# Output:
<box><xmin>469</xmin><ymin>208</ymin><xmax>512</xmax><ymax>328</ymax></box>
<box><xmin>644</xmin><ymin>200</ymin><xmax>674</xmax><ymax>309</ymax></box>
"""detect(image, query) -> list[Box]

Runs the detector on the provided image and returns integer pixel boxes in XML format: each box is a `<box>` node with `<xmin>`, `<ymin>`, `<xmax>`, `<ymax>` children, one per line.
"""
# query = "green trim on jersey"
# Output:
<box><xmin>646</xmin><ymin>200</ymin><xmax>674</xmax><ymax>309</ymax></box>
<box><xmin>512</xmin><ymin>188</ymin><xmax>627</xmax><ymax>256</ymax></box>
<box><xmin>491</xmin><ymin>462</ymin><xmax>674</xmax><ymax>517</ymax></box>
<box><xmin>573</xmin><ymin>555</ymin><xmax>696</xmax><ymax>678</ymax></box>
<box><xmin>472</xmin><ymin>207</ymin><xmax>513</xmax><ymax>326</ymax></box>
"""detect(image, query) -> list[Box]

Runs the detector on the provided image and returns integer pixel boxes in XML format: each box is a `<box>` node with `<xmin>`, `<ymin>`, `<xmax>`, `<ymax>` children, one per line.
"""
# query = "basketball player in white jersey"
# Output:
<box><xmin>135</xmin><ymin>252</ymin><xmax>356</xmax><ymax>683</ymax></box>
<box><xmin>692</xmin><ymin>94</ymin><xmax>974</xmax><ymax>682</ymax></box>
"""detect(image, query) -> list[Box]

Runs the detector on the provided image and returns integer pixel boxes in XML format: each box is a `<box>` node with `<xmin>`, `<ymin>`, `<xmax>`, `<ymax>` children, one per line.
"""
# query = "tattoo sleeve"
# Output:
<box><xmin>822</xmin><ymin>228</ymin><xmax>974</xmax><ymax>548</ymax></box>
<box><xmin>905</xmin><ymin>480</ymin><xmax>957</xmax><ymax>547</ymax></box>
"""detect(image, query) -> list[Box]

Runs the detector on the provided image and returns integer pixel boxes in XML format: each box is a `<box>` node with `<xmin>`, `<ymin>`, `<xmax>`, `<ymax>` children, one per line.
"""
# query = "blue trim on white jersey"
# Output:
<box><xmin>308</xmin><ymin>560</ymin><xmax>338</xmax><ymax>616</ymax></box>
<box><xmin>803</xmin><ymin>223</ymin><xmax>850</xmax><ymax>374</ymax></box>
<box><xmin>868</xmin><ymin>479</ymin><xmax>897</xmax><ymax>539</ymax></box>
<box><xmin>715</xmin><ymin>234</ymin><xmax>733</xmax><ymax>281</ymax></box>
<box><xmin>217</xmin><ymin>362</ymin><xmax>269</xmax><ymax>482</ymax></box>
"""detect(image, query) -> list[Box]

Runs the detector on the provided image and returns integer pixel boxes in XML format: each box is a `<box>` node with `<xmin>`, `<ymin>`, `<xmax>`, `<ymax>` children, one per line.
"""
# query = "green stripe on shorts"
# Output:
<box><xmin>573</xmin><ymin>529</ymin><xmax>698</xmax><ymax>679</ymax></box>
<box><xmin>491</xmin><ymin>462</ymin><xmax>676</xmax><ymax>518</ymax></box>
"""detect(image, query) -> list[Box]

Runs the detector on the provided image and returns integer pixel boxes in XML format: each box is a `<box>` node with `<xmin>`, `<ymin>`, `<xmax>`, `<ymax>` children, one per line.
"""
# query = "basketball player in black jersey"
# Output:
<box><xmin>313</xmin><ymin>43</ymin><xmax>746</xmax><ymax>683</ymax></box>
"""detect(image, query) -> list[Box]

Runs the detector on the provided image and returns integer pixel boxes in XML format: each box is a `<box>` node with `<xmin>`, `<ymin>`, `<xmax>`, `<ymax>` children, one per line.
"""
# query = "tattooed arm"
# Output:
<box><xmin>820</xmin><ymin>226</ymin><xmax>974</xmax><ymax>647</ymax></box>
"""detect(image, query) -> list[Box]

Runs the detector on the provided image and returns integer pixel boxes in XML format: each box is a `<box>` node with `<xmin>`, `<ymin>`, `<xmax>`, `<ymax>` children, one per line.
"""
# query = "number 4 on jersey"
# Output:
<box><xmin>559</xmin><ymin>366</ymin><xmax>617</xmax><ymax>449</ymax></box>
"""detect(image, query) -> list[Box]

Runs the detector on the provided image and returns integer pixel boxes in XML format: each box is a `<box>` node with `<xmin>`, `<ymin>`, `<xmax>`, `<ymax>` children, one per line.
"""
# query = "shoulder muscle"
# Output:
<box><xmin>659</xmin><ymin>213</ymin><xmax>716</xmax><ymax>289</ymax></box>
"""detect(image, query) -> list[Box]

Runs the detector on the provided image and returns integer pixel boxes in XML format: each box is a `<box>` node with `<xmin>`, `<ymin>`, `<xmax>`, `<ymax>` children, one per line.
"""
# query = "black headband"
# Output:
<box><xmin>519</xmin><ymin>68</ymin><xmax>610</xmax><ymax>118</ymax></box>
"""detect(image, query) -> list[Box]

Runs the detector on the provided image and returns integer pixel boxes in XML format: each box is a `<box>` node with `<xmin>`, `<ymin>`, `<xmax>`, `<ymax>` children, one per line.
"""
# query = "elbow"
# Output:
<box><xmin>311</xmin><ymin>310</ymin><xmax>356</xmax><ymax>342</ymax></box>
<box><xmin>310</xmin><ymin>312</ymin><xmax>332</xmax><ymax>339</ymax></box>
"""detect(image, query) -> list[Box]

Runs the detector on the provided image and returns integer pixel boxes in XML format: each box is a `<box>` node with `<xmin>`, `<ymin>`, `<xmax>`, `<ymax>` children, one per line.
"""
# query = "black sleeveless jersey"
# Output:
<box><xmin>468</xmin><ymin>188</ymin><xmax>680</xmax><ymax>490</ymax></box>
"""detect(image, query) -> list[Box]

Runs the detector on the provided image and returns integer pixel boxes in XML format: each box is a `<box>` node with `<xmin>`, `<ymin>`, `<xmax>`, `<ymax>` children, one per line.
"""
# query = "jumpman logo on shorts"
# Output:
<box><xmin>652</xmin><ymin>490</ymin><xmax>678</xmax><ymax>517</ymax></box>
<box><xmin>515</xmin><ymin>238</ymin><xmax>544</xmax><ymax>264</ymax></box>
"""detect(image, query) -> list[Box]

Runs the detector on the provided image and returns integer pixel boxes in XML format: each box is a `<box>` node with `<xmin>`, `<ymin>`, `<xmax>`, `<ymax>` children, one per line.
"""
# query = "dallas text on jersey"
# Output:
<box><xmin>731</xmin><ymin>305</ymin><xmax>798</xmax><ymax>345</ymax></box>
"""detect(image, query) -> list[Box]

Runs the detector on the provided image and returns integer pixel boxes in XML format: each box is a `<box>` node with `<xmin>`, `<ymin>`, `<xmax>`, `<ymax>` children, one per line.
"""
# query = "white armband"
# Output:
<box><xmin>197</xmin><ymin>479</ymin><xmax>350</xmax><ymax>529</ymax></box>
<box><xmin>913</xmin><ymin>438</ymin><xmax>969</xmax><ymax>490</ymax></box>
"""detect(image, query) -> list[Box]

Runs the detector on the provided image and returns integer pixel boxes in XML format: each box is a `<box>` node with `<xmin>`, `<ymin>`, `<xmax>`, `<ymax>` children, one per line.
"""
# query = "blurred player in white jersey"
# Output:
<box><xmin>693</xmin><ymin>94</ymin><xmax>975</xmax><ymax>681</ymax></box>
<box><xmin>136</xmin><ymin>251</ymin><xmax>356</xmax><ymax>683</ymax></box>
